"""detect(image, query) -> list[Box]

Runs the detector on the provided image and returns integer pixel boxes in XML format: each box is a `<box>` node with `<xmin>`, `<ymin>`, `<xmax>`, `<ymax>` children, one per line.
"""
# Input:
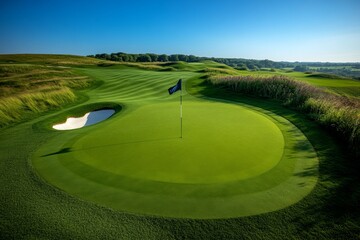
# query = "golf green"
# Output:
<box><xmin>31</xmin><ymin>67</ymin><xmax>318</xmax><ymax>219</ymax></box>
<box><xmin>67</xmin><ymin>101</ymin><xmax>283</xmax><ymax>183</ymax></box>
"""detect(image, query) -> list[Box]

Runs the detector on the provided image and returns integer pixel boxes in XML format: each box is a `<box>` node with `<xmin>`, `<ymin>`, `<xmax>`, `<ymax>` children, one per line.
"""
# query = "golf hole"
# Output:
<box><xmin>53</xmin><ymin>109</ymin><xmax>115</xmax><ymax>130</ymax></box>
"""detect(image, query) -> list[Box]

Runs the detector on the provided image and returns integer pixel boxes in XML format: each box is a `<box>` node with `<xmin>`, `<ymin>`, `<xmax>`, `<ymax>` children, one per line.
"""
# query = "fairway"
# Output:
<box><xmin>31</xmin><ymin>66</ymin><xmax>318</xmax><ymax>219</ymax></box>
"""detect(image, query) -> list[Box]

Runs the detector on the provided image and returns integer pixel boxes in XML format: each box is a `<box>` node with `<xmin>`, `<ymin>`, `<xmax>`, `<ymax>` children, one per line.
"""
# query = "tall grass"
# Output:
<box><xmin>0</xmin><ymin>54</ymin><xmax>104</xmax><ymax>66</ymax></box>
<box><xmin>0</xmin><ymin>64</ymin><xmax>92</xmax><ymax>95</ymax></box>
<box><xmin>209</xmin><ymin>75</ymin><xmax>360</xmax><ymax>158</ymax></box>
<box><xmin>0</xmin><ymin>88</ymin><xmax>76</xmax><ymax>127</ymax></box>
<box><xmin>200</xmin><ymin>67</ymin><xmax>238</xmax><ymax>75</ymax></box>
<box><xmin>0</xmin><ymin>63</ymin><xmax>94</xmax><ymax>127</ymax></box>
<box><xmin>116</xmin><ymin>62</ymin><xmax>176</xmax><ymax>71</ymax></box>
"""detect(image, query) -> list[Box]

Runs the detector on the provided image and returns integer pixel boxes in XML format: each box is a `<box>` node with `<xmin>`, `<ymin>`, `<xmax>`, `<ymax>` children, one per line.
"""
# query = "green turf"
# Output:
<box><xmin>42</xmin><ymin>101</ymin><xmax>284</xmax><ymax>183</ymax></box>
<box><xmin>2</xmin><ymin>55</ymin><xmax>359</xmax><ymax>238</ymax></box>
<box><xmin>31</xmin><ymin>66</ymin><xmax>318</xmax><ymax>218</ymax></box>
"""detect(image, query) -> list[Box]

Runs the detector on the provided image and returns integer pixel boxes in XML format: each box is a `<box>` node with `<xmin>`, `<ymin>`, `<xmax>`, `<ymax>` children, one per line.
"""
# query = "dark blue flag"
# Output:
<box><xmin>168</xmin><ymin>79</ymin><xmax>182</xmax><ymax>95</ymax></box>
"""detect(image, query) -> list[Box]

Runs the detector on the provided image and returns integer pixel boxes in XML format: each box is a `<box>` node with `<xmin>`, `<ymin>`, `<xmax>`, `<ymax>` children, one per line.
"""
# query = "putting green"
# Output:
<box><xmin>32</xmin><ymin>67</ymin><xmax>318</xmax><ymax>219</ymax></box>
<box><xmin>69</xmin><ymin>101</ymin><xmax>283</xmax><ymax>184</ymax></box>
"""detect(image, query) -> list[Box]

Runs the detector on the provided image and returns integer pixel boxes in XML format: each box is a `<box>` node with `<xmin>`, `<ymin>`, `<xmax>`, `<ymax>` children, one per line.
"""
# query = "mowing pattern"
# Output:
<box><xmin>83</xmin><ymin>67</ymin><xmax>196</xmax><ymax>102</ymax></box>
<box><xmin>32</xmin><ymin>67</ymin><xmax>318</xmax><ymax>219</ymax></box>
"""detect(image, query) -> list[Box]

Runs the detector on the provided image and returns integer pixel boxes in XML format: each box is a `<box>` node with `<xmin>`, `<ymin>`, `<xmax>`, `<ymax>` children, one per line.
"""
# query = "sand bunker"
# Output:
<box><xmin>53</xmin><ymin>109</ymin><xmax>115</xmax><ymax>130</ymax></box>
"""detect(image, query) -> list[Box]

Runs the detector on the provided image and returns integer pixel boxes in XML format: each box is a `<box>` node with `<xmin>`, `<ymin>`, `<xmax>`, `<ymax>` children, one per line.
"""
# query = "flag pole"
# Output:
<box><xmin>168</xmin><ymin>79</ymin><xmax>183</xmax><ymax>138</ymax></box>
<box><xmin>180</xmin><ymin>81</ymin><xmax>183</xmax><ymax>139</ymax></box>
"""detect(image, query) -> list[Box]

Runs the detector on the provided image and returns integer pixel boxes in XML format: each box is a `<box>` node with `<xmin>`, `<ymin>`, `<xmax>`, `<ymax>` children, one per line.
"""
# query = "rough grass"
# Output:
<box><xmin>0</xmin><ymin>63</ymin><xmax>94</xmax><ymax>127</ymax></box>
<box><xmin>305</xmin><ymin>72</ymin><xmax>347</xmax><ymax>79</ymax></box>
<box><xmin>0</xmin><ymin>64</ymin><xmax>93</xmax><ymax>95</ymax></box>
<box><xmin>120</xmin><ymin>62</ymin><xmax>176</xmax><ymax>71</ymax></box>
<box><xmin>0</xmin><ymin>54</ymin><xmax>105</xmax><ymax>66</ymax></box>
<box><xmin>233</xmin><ymin>69</ymin><xmax>360</xmax><ymax>98</ymax></box>
<box><xmin>209</xmin><ymin>75</ymin><xmax>360</xmax><ymax>158</ymax></box>
<box><xmin>96</xmin><ymin>60</ymin><xmax>234</xmax><ymax>73</ymax></box>
<box><xmin>0</xmin><ymin>88</ymin><xmax>76</xmax><ymax>127</ymax></box>
<box><xmin>200</xmin><ymin>67</ymin><xmax>238</xmax><ymax>75</ymax></box>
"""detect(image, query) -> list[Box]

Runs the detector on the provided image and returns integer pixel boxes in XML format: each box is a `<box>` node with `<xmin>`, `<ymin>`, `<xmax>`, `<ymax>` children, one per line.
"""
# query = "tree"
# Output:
<box><xmin>294</xmin><ymin>65</ymin><xmax>308</xmax><ymax>72</ymax></box>
<box><xmin>137</xmin><ymin>54</ymin><xmax>151</xmax><ymax>62</ymax></box>
<box><xmin>103</xmin><ymin>54</ymin><xmax>111</xmax><ymax>60</ymax></box>
<box><xmin>158</xmin><ymin>54</ymin><xmax>169</xmax><ymax>62</ymax></box>
<box><xmin>236</xmin><ymin>64</ymin><xmax>248</xmax><ymax>70</ymax></box>
<box><xmin>148</xmin><ymin>54</ymin><xmax>158</xmax><ymax>62</ymax></box>
<box><xmin>260</xmin><ymin>59</ymin><xmax>274</xmax><ymax>68</ymax></box>
<box><xmin>169</xmin><ymin>54</ymin><xmax>179</xmax><ymax>61</ymax></box>
<box><xmin>127</xmin><ymin>55</ymin><xmax>135</xmax><ymax>62</ymax></box>
<box><xmin>111</xmin><ymin>55</ymin><xmax>119</xmax><ymax>61</ymax></box>
<box><xmin>188</xmin><ymin>55</ymin><xmax>198</xmax><ymax>62</ymax></box>
<box><xmin>178</xmin><ymin>54</ymin><xmax>188</xmax><ymax>62</ymax></box>
<box><xmin>120</xmin><ymin>54</ymin><xmax>129</xmax><ymax>62</ymax></box>
<box><xmin>247</xmin><ymin>63</ymin><xmax>257</xmax><ymax>70</ymax></box>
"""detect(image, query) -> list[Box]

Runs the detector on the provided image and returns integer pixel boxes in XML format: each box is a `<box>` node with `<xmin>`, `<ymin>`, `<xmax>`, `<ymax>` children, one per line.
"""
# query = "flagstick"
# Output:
<box><xmin>180</xmin><ymin>86</ymin><xmax>183</xmax><ymax>139</ymax></box>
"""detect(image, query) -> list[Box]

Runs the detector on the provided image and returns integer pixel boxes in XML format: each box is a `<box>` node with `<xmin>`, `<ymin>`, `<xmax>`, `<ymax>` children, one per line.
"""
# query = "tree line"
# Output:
<box><xmin>88</xmin><ymin>53</ymin><xmax>204</xmax><ymax>63</ymax></box>
<box><xmin>87</xmin><ymin>52</ymin><xmax>293</xmax><ymax>70</ymax></box>
<box><xmin>88</xmin><ymin>52</ymin><xmax>360</xmax><ymax>78</ymax></box>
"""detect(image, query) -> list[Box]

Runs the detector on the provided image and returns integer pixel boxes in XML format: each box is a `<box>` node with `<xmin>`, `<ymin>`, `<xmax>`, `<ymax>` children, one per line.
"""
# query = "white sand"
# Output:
<box><xmin>53</xmin><ymin>113</ymin><xmax>90</xmax><ymax>130</ymax></box>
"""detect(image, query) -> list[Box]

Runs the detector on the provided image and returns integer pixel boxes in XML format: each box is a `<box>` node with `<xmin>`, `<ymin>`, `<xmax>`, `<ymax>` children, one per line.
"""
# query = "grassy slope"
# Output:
<box><xmin>0</xmin><ymin>54</ymin><xmax>104</xmax><ymax>65</ymax></box>
<box><xmin>236</xmin><ymin>69</ymin><xmax>360</xmax><ymax>98</ymax></box>
<box><xmin>286</xmin><ymin>72</ymin><xmax>360</xmax><ymax>97</ymax></box>
<box><xmin>1</xmin><ymin>55</ymin><xmax>359</xmax><ymax>239</ymax></box>
<box><xmin>30</xmin><ymin>67</ymin><xmax>317</xmax><ymax>219</ymax></box>
<box><xmin>0</xmin><ymin>54</ymin><xmax>108</xmax><ymax>127</ymax></box>
<box><xmin>0</xmin><ymin>55</ymin><xmax>227</xmax><ymax>127</ymax></box>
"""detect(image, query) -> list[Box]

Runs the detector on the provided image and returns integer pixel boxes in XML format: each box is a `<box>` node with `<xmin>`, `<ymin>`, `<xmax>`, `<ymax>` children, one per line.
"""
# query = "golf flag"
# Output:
<box><xmin>168</xmin><ymin>79</ymin><xmax>183</xmax><ymax>138</ymax></box>
<box><xmin>168</xmin><ymin>79</ymin><xmax>182</xmax><ymax>95</ymax></box>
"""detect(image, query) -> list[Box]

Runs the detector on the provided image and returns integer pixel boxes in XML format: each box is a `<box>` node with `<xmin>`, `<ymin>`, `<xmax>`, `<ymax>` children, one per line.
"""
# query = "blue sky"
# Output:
<box><xmin>0</xmin><ymin>0</ymin><xmax>359</xmax><ymax>62</ymax></box>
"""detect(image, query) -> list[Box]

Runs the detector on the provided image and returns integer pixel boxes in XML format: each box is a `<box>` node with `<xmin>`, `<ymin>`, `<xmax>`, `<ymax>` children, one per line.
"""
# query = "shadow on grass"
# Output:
<box><xmin>293</xmin><ymin>139</ymin><xmax>315</xmax><ymax>152</ymax></box>
<box><xmin>294</xmin><ymin>166</ymin><xmax>318</xmax><ymax>178</ymax></box>
<box><xmin>78</xmin><ymin>137</ymin><xmax>179</xmax><ymax>151</ymax></box>
<box><xmin>41</xmin><ymin>147</ymin><xmax>72</xmax><ymax>157</ymax></box>
<box><xmin>41</xmin><ymin>137</ymin><xmax>179</xmax><ymax>157</ymax></box>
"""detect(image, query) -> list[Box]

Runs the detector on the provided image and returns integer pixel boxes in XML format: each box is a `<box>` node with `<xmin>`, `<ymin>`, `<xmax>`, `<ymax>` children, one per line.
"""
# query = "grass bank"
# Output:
<box><xmin>209</xmin><ymin>75</ymin><xmax>360</xmax><ymax>159</ymax></box>
<box><xmin>2</xmin><ymin>54</ymin><xmax>359</xmax><ymax>238</ymax></box>
<box><xmin>0</xmin><ymin>59</ymin><xmax>97</xmax><ymax>128</ymax></box>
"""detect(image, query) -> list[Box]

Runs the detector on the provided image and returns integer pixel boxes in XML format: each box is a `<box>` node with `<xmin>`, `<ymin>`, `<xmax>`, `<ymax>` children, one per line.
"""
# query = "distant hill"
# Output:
<box><xmin>89</xmin><ymin>52</ymin><xmax>360</xmax><ymax>79</ymax></box>
<box><xmin>0</xmin><ymin>54</ymin><xmax>103</xmax><ymax>66</ymax></box>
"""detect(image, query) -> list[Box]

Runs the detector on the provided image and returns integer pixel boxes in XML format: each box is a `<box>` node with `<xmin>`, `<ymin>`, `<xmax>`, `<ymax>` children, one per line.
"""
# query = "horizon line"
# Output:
<box><xmin>0</xmin><ymin>52</ymin><xmax>359</xmax><ymax>64</ymax></box>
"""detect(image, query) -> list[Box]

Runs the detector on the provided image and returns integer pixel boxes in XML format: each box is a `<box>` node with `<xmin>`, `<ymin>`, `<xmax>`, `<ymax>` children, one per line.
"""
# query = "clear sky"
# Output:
<box><xmin>0</xmin><ymin>0</ymin><xmax>359</xmax><ymax>62</ymax></box>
